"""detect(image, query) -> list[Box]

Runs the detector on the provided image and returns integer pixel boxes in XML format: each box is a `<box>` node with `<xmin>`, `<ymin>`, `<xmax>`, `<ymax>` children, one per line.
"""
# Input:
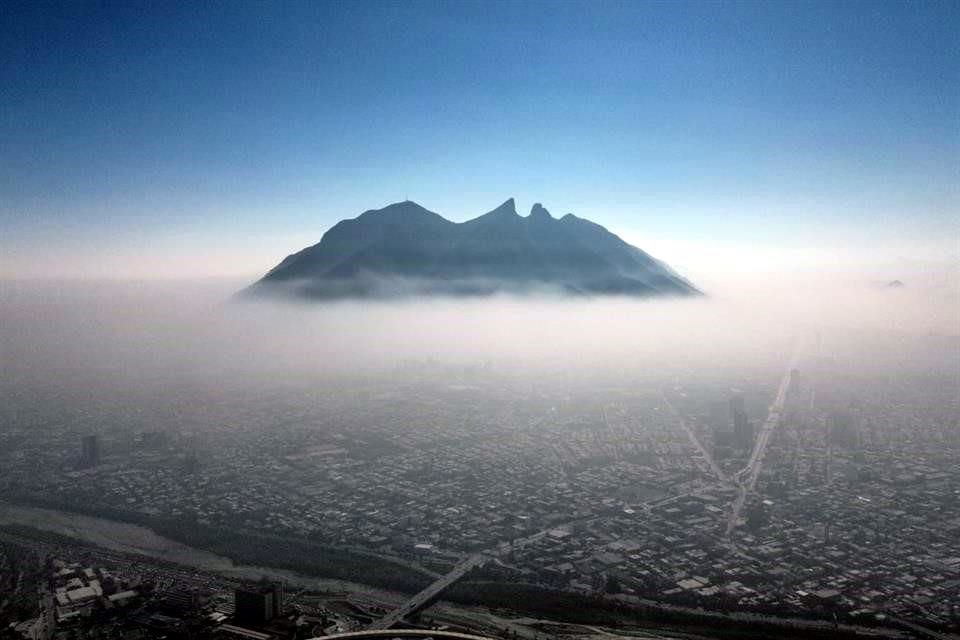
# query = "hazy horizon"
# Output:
<box><xmin>2</xmin><ymin>274</ymin><xmax>957</xmax><ymax>392</ymax></box>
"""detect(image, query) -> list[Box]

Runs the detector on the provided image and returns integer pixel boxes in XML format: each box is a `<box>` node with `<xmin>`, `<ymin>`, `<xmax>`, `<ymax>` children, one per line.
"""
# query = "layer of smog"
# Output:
<box><xmin>3</xmin><ymin>275</ymin><xmax>956</xmax><ymax>384</ymax></box>
<box><xmin>1</xmin><ymin>273</ymin><xmax>958</xmax><ymax>638</ymax></box>
<box><xmin>2</xmin><ymin>1</ymin><xmax>957</xmax><ymax>636</ymax></box>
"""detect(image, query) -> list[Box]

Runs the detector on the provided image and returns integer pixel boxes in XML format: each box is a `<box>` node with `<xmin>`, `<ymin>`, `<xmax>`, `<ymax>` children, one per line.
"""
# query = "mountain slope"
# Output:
<box><xmin>245</xmin><ymin>199</ymin><xmax>700</xmax><ymax>300</ymax></box>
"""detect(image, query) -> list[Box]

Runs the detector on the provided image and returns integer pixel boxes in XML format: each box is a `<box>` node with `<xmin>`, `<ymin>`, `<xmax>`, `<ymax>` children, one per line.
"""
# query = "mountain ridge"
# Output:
<box><xmin>245</xmin><ymin>199</ymin><xmax>700</xmax><ymax>301</ymax></box>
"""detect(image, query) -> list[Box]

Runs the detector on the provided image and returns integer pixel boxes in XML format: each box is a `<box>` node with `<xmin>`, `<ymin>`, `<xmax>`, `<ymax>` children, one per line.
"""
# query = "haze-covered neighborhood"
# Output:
<box><xmin>2</xmin><ymin>0</ymin><xmax>958</xmax><ymax>638</ymax></box>
<box><xmin>1</xmin><ymin>280</ymin><xmax>958</xmax><ymax>638</ymax></box>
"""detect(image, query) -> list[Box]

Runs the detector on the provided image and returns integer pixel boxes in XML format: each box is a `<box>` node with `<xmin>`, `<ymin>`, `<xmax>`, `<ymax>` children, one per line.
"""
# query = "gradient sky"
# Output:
<box><xmin>2</xmin><ymin>0</ymin><xmax>957</xmax><ymax>281</ymax></box>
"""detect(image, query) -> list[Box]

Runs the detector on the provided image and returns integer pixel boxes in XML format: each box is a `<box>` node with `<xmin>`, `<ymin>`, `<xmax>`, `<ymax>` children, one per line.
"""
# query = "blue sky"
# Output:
<box><xmin>1</xmin><ymin>0</ymin><xmax>957</xmax><ymax>279</ymax></box>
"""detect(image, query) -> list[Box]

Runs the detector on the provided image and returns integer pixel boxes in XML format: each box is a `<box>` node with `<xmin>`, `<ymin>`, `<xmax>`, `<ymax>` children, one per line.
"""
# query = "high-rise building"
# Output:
<box><xmin>729</xmin><ymin>392</ymin><xmax>752</xmax><ymax>451</ymax></box>
<box><xmin>733</xmin><ymin>410</ymin><xmax>754</xmax><ymax>451</ymax></box>
<box><xmin>158</xmin><ymin>586</ymin><xmax>206</xmax><ymax>615</ymax></box>
<box><xmin>234</xmin><ymin>581</ymin><xmax>283</xmax><ymax>626</ymax></box>
<box><xmin>270</xmin><ymin>581</ymin><xmax>282</xmax><ymax>615</ymax></box>
<box><xmin>729</xmin><ymin>393</ymin><xmax>745</xmax><ymax>420</ymax></box>
<box><xmin>80</xmin><ymin>435</ymin><xmax>100</xmax><ymax>468</ymax></box>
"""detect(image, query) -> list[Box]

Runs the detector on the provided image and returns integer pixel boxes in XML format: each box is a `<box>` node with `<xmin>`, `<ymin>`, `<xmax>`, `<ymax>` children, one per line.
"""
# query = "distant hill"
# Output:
<box><xmin>244</xmin><ymin>199</ymin><xmax>700</xmax><ymax>300</ymax></box>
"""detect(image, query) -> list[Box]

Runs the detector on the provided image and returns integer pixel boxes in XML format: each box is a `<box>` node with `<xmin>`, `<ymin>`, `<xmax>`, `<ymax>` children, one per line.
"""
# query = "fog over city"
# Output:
<box><xmin>2</xmin><ymin>269</ymin><xmax>957</xmax><ymax>387</ymax></box>
<box><xmin>2</xmin><ymin>0</ymin><xmax>958</xmax><ymax>636</ymax></box>
<box><xmin>2</xmin><ymin>267</ymin><xmax>959</xmax><ymax>637</ymax></box>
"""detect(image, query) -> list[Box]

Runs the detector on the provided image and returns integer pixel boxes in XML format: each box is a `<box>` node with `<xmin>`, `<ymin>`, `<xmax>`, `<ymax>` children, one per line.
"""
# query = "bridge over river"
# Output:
<box><xmin>367</xmin><ymin>553</ymin><xmax>486</xmax><ymax>630</ymax></box>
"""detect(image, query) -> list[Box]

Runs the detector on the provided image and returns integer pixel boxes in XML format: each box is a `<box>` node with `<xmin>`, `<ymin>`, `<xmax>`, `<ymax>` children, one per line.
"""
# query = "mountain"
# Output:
<box><xmin>244</xmin><ymin>199</ymin><xmax>700</xmax><ymax>300</ymax></box>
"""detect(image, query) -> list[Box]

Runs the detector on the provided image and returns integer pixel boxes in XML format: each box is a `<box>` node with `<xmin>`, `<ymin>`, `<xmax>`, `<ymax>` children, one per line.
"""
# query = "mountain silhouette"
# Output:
<box><xmin>245</xmin><ymin>199</ymin><xmax>700</xmax><ymax>300</ymax></box>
